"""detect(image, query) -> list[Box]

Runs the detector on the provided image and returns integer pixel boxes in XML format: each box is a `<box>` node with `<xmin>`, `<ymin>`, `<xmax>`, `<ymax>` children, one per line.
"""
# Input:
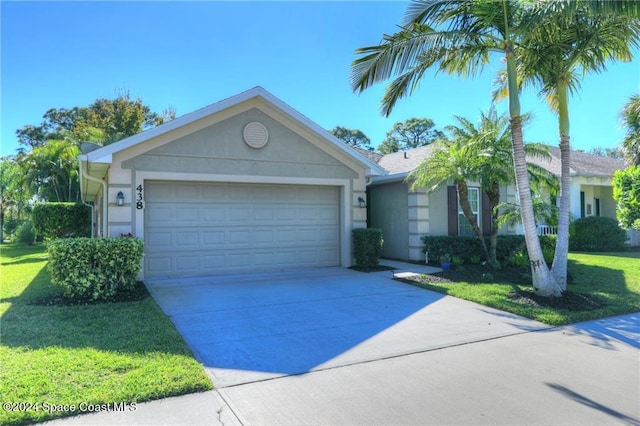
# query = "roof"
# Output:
<box><xmin>352</xmin><ymin>146</ymin><xmax>383</xmax><ymax>163</ymax></box>
<box><xmin>80</xmin><ymin>86</ymin><xmax>386</xmax><ymax>177</ymax></box>
<box><xmin>527</xmin><ymin>146</ymin><xmax>627</xmax><ymax>177</ymax></box>
<box><xmin>375</xmin><ymin>144</ymin><xmax>441</xmax><ymax>175</ymax></box>
<box><xmin>373</xmin><ymin>144</ymin><xmax>626</xmax><ymax>180</ymax></box>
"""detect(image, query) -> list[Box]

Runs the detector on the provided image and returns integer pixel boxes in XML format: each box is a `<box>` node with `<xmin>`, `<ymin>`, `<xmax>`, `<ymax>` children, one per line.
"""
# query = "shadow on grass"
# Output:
<box><xmin>1</xmin><ymin>262</ymin><xmax>190</xmax><ymax>356</ymax></box>
<box><xmin>546</xmin><ymin>383</ymin><xmax>640</xmax><ymax>424</ymax></box>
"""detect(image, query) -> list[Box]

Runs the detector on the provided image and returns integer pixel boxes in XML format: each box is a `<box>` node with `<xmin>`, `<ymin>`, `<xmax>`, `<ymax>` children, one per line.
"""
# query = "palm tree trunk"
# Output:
<box><xmin>551</xmin><ymin>82</ymin><xmax>570</xmax><ymax>291</ymax></box>
<box><xmin>487</xmin><ymin>181</ymin><xmax>500</xmax><ymax>265</ymax></box>
<box><xmin>511</xmin><ymin>116</ymin><xmax>562</xmax><ymax>296</ymax></box>
<box><xmin>457</xmin><ymin>180</ymin><xmax>491</xmax><ymax>261</ymax></box>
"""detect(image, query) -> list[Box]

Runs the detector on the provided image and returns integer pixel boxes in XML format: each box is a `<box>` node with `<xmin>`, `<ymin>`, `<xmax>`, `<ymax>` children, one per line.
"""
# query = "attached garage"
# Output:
<box><xmin>144</xmin><ymin>181</ymin><xmax>340</xmax><ymax>277</ymax></box>
<box><xmin>79</xmin><ymin>87</ymin><xmax>385</xmax><ymax>279</ymax></box>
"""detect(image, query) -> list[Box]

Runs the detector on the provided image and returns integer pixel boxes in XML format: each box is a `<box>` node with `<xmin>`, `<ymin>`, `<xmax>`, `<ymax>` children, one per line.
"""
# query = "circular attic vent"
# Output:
<box><xmin>243</xmin><ymin>122</ymin><xmax>269</xmax><ymax>149</ymax></box>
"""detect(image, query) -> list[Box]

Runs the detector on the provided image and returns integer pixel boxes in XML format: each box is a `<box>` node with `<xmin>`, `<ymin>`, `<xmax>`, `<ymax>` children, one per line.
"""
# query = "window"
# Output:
<box><xmin>458</xmin><ymin>187</ymin><xmax>480</xmax><ymax>237</ymax></box>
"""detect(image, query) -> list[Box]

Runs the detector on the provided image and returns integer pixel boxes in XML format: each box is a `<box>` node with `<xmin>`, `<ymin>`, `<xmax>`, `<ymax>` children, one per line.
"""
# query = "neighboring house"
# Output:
<box><xmin>529</xmin><ymin>147</ymin><xmax>639</xmax><ymax>246</ymax></box>
<box><xmin>79</xmin><ymin>87</ymin><xmax>385</xmax><ymax>279</ymax></box>
<box><xmin>367</xmin><ymin>145</ymin><xmax>638</xmax><ymax>262</ymax></box>
<box><xmin>367</xmin><ymin>145</ymin><xmax>518</xmax><ymax>261</ymax></box>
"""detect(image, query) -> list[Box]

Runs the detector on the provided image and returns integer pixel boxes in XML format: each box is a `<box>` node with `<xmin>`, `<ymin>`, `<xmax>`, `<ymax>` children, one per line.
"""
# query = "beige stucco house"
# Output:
<box><xmin>79</xmin><ymin>87</ymin><xmax>385</xmax><ymax>279</ymax></box>
<box><xmin>368</xmin><ymin>145</ymin><xmax>638</xmax><ymax>262</ymax></box>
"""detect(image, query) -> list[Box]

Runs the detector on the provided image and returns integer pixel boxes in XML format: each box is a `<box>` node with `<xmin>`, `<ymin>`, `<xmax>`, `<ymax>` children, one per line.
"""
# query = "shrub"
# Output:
<box><xmin>17</xmin><ymin>221</ymin><xmax>35</xmax><ymax>245</ymax></box>
<box><xmin>47</xmin><ymin>237</ymin><xmax>144</xmax><ymax>300</ymax></box>
<box><xmin>352</xmin><ymin>228</ymin><xmax>384</xmax><ymax>267</ymax></box>
<box><xmin>32</xmin><ymin>203</ymin><xmax>91</xmax><ymax>240</ymax></box>
<box><xmin>3</xmin><ymin>218</ymin><xmax>26</xmax><ymax>241</ymax></box>
<box><xmin>423</xmin><ymin>234</ymin><xmax>559</xmax><ymax>265</ymax></box>
<box><xmin>569</xmin><ymin>216</ymin><xmax>628</xmax><ymax>252</ymax></box>
<box><xmin>451</xmin><ymin>256</ymin><xmax>464</xmax><ymax>269</ymax></box>
<box><xmin>507</xmin><ymin>251</ymin><xmax>530</xmax><ymax>268</ymax></box>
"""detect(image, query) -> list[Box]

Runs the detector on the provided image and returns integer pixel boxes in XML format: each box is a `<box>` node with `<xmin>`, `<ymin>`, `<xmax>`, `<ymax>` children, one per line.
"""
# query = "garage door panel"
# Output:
<box><xmin>145</xmin><ymin>182</ymin><xmax>340</xmax><ymax>278</ymax></box>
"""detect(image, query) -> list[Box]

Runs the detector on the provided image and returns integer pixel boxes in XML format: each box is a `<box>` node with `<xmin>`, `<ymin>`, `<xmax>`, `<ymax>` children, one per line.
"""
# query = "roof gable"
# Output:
<box><xmin>81</xmin><ymin>86</ymin><xmax>385</xmax><ymax>176</ymax></box>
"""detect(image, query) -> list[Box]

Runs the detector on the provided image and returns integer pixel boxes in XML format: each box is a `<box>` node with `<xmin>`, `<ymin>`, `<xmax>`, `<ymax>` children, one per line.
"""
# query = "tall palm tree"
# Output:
<box><xmin>510</xmin><ymin>2</ymin><xmax>640</xmax><ymax>288</ymax></box>
<box><xmin>621</xmin><ymin>94</ymin><xmax>640</xmax><ymax>165</ymax></box>
<box><xmin>351</xmin><ymin>0</ymin><xmax>563</xmax><ymax>296</ymax></box>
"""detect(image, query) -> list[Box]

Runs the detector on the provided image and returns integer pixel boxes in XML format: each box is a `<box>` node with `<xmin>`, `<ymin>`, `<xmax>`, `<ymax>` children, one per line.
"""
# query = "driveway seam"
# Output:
<box><xmin>215</xmin><ymin>325</ymin><xmax>554</xmax><ymax>389</ymax></box>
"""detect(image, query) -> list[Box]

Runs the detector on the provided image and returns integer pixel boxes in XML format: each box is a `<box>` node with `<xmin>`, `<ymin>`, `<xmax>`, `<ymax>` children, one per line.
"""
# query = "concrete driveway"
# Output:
<box><xmin>46</xmin><ymin>266</ymin><xmax>640</xmax><ymax>425</ymax></box>
<box><xmin>144</xmin><ymin>266</ymin><xmax>550</xmax><ymax>387</ymax></box>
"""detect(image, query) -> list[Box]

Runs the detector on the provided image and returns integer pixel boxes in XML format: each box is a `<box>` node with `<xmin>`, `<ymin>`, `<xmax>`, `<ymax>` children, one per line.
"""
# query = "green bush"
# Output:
<box><xmin>32</xmin><ymin>203</ymin><xmax>91</xmax><ymax>240</ymax></box>
<box><xmin>569</xmin><ymin>216</ymin><xmax>628</xmax><ymax>252</ymax></box>
<box><xmin>423</xmin><ymin>234</ymin><xmax>558</xmax><ymax>265</ymax></box>
<box><xmin>508</xmin><ymin>251</ymin><xmax>530</xmax><ymax>268</ymax></box>
<box><xmin>353</xmin><ymin>228</ymin><xmax>384</xmax><ymax>267</ymax></box>
<box><xmin>3</xmin><ymin>218</ymin><xmax>26</xmax><ymax>241</ymax></box>
<box><xmin>17</xmin><ymin>221</ymin><xmax>35</xmax><ymax>245</ymax></box>
<box><xmin>47</xmin><ymin>237</ymin><xmax>144</xmax><ymax>300</ymax></box>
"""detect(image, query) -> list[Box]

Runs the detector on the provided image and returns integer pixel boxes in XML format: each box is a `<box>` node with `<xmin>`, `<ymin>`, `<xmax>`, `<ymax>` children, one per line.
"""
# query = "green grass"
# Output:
<box><xmin>405</xmin><ymin>252</ymin><xmax>640</xmax><ymax>326</ymax></box>
<box><xmin>0</xmin><ymin>243</ymin><xmax>212</xmax><ymax>425</ymax></box>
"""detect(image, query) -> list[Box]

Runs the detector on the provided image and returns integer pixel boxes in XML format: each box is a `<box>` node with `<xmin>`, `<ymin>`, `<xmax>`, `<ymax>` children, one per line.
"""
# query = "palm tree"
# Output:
<box><xmin>621</xmin><ymin>94</ymin><xmax>640</xmax><ymax>165</ymax></box>
<box><xmin>408</xmin><ymin>107</ymin><xmax>552</xmax><ymax>265</ymax></box>
<box><xmin>351</xmin><ymin>0</ymin><xmax>563</xmax><ymax>296</ymax></box>
<box><xmin>509</xmin><ymin>2</ymin><xmax>640</xmax><ymax>288</ymax></box>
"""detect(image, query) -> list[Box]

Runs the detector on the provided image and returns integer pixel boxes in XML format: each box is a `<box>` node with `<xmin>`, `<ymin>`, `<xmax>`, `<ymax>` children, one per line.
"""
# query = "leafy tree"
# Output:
<box><xmin>382</xmin><ymin>117</ymin><xmax>444</xmax><ymax>153</ymax></box>
<box><xmin>621</xmin><ymin>94</ymin><xmax>640</xmax><ymax>165</ymax></box>
<box><xmin>0</xmin><ymin>157</ymin><xmax>31</xmax><ymax>243</ymax></box>
<box><xmin>377</xmin><ymin>137</ymin><xmax>401</xmax><ymax>154</ymax></box>
<box><xmin>351</xmin><ymin>0</ymin><xmax>563</xmax><ymax>296</ymax></box>
<box><xmin>588</xmin><ymin>146</ymin><xmax>624</xmax><ymax>159</ymax></box>
<box><xmin>17</xmin><ymin>139</ymin><xmax>81</xmax><ymax>203</ymax></box>
<box><xmin>329</xmin><ymin>126</ymin><xmax>372</xmax><ymax>150</ymax></box>
<box><xmin>613</xmin><ymin>165</ymin><xmax>640</xmax><ymax>230</ymax></box>
<box><xmin>15</xmin><ymin>90</ymin><xmax>174</xmax><ymax>149</ymax></box>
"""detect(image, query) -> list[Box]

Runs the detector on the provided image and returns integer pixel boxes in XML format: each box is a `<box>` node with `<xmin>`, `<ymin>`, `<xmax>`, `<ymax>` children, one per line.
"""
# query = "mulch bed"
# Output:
<box><xmin>506</xmin><ymin>289</ymin><xmax>605</xmax><ymax>311</ymax></box>
<box><xmin>349</xmin><ymin>265</ymin><xmax>396</xmax><ymax>273</ymax></box>
<box><xmin>406</xmin><ymin>263</ymin><xmax>604</xmax><ymax>311</ymax></box>
<box><xmin>29</xmin><ymin>281</ymin><xmax>150</xmax><ymax>306</ymax></box>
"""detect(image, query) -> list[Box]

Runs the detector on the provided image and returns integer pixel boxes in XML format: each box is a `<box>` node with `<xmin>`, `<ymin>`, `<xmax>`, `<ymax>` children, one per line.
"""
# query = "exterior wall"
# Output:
<box><xmin>368</xmin><ymin>182</ymin><xmax>409</xmax><ymax>260</ymax></box>
<box><xmin>103</xmin><ymin>101</ymin><xmax>369</xmax><ymax>272</ymax></box>
<box><xmin>368</xmin><ymin>181</ymin><xmax>520</xmax><ymax>261</ymax></box>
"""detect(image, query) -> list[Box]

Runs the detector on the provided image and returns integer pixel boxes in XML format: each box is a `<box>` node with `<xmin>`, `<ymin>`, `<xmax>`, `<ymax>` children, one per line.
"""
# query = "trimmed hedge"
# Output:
<box><xmin>422</xmin><ymin>234</ymin><xmax>557</xmax><ymax>265</ymax></box>
<box><xmin>47</xmin><ymin>237</ymin><xmax>144</xmax><ymax>300</ymax></box>
<box><xmin>32</xmin><ymin>203</ymin><xmax>91</xmax><ymax>240</ymax></box>
<box><xmin>353</xmin><ymin>228</ymin><xmax>384</xmax><ymax>267</ymax></box>
<box><xmin>569</xmin><ymin>216</ymin><xmax>628</xmax><ymax>252</ymax></box>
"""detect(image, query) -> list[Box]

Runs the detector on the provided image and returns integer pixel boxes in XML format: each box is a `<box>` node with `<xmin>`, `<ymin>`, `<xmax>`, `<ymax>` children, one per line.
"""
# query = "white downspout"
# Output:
<box><xmin>80</xmin><ymin>157</ymin><xmax>108</xmax><ymax>237</ymax></box>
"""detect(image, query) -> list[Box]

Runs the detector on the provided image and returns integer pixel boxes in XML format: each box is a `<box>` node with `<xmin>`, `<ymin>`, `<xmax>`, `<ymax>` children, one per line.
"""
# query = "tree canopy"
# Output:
<box><xmin>613</xmin><ymin>165</ymin><xmax>640</xmax><ymax>230</ymax></box>
<box><xmin>329</xmin><ymin>126</ymin><xmax>372</xmax><ymax>150</ymax></box>
<box><xmin>16</xmin><ymin>90</ymin><xmax>175</xmax><ymax>149</ymax></box>
<box><xmin>379</xmin><ymin>117</ymin><xmax>444</xmax><ymax>154</ymax></box>
<box><xmin>621</xmin><ymin>94</ymin><xmax>640</xmax><ymax>165</ymax></box>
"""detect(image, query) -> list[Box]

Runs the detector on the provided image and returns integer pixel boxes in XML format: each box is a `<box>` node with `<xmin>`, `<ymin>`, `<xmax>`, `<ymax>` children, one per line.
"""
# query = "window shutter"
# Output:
<box><xmin>447</xmin><ymin>186</ymin><xmax>458</xmax><ymax>236</ymax></box>
<box><xmin>482</xmin><ymin>192</ymin><xmax>492</xmax><ymax>236</ymax></box>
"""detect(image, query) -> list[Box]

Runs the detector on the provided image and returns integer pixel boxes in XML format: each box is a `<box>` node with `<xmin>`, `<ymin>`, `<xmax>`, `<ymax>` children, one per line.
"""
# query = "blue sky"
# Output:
<box><xmin>2</xmin><ymin>1</ymin><xmax>639</xmax><ymax>157</ymax></box>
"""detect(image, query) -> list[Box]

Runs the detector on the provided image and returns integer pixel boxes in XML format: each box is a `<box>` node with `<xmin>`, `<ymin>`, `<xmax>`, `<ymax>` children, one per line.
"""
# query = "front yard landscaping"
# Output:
<box><xmin>0</xmin><ymin>243</ymin><xmax>212</xmax><ymax>425</ymax></box>
<box><xmin>402</xmin><ymin>251</ymin><xmax>640</xmax><ymax>325</ymax></box>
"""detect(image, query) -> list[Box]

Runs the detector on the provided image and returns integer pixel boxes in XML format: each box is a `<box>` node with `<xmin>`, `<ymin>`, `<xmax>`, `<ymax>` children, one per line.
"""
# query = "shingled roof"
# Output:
<box><xmin>372</xmin><ymin>144</ymin><xmax>626</xmax><ymax>178</ymax></box>
<box><xmin>527</xmin><ymin>146</ymin><xmax>626</xmax><ymax>177</ymax></box>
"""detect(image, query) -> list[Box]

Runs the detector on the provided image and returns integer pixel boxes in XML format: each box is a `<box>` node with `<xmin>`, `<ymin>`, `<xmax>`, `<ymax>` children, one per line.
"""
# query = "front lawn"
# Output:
<box><xmin>403</xmin><ymin>252</ymin><xmax>640</xmax><ymax>326</ymax></box>
<box><xmin>0</xmin><ymin>243</ymin><xmax>212</xmax><ymax>425</ymax></box>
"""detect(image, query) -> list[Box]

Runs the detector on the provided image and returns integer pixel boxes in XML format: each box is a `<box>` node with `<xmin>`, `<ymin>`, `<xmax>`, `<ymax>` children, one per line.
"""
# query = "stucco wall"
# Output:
<box><xmin>369</xmin><ymin>182</ymin><xmax>409</xmax><ymax>260</ymax></box>
<box><xmin>121</xmin><ymin>108</ymin><xmax>357</xmax><ymax>180</ymax></box>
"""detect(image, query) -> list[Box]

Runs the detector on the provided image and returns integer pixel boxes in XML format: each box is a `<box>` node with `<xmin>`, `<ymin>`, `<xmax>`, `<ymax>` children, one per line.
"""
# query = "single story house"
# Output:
<box><xmin>368</xmin><ymin>144</ymin><xmax>639</xmax><ymax>262</ymax></box>
<box><xmin>79</xmin><ymin>87</ymin><xmax>385</xmax><ymax>279</ymax></box>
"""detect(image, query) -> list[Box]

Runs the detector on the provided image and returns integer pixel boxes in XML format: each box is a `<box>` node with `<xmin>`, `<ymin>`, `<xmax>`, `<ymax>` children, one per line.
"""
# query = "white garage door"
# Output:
<box><xmin>144</xmin><ymin>181</ymin><xmax>340</xmax><ymax>278</ymax></box>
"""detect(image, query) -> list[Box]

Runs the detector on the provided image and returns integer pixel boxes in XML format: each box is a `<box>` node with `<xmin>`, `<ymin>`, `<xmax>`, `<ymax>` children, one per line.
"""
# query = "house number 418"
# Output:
<box><xmin>136</xmin><ymin>185</ymin><xmax>144</xmax><ymax>210</ymax></box>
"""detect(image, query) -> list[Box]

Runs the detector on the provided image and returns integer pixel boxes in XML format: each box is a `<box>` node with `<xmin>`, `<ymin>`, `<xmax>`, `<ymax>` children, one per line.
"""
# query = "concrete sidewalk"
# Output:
<box><xmin>46</xmin><ymin>313</ymin><xmax>638</xmax><ymax>426</ymax></box>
